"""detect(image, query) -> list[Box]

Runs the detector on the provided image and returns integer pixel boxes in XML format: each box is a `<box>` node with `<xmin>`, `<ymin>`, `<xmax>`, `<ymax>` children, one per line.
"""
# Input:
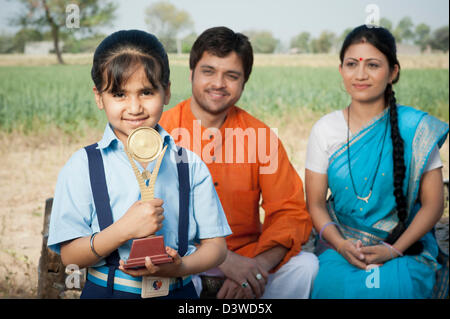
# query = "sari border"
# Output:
<box><xmin>406</xmin><ymin>114</ymin><xmax>449</xmax><ymax>219</ymax></box>
<box><xmin>326</xmin><ymin>198</ymin><xmax>385</xmax><ymax>246</ymax></box>
<box><xmin>328</xmin><ymin>108</ymin><xmax>389</xmax><ymax>167</ymax></box>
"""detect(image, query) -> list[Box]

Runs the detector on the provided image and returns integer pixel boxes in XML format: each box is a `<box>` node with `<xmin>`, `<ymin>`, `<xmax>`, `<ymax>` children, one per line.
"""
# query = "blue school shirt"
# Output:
<box><xmin>47</xmin><ymin>123</ymin><xmax>231</xmax><ymax>266</ymax></box>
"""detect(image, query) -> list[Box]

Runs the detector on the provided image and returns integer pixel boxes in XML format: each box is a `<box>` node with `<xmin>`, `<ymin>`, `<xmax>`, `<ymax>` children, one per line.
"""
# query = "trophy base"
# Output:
<box><xmin>123</xmin><ymin>236</ymin><xmax>173</xmax><ymax>270</ymax></box>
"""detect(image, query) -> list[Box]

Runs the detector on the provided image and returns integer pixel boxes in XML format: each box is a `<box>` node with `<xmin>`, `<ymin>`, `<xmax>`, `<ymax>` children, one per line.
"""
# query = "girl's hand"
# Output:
<box><xmin>117</xmin><ymin>199</ymin><xmax>165</xmax><ymax>241</ymax></box>
<box><xmin>360</xmin><ymin>244</ymin><xmax>396</xmax><ymax>265</ymax></box>
<box><xmin>119</xmin><ymin>246</ymin><xmax>183</xmax><ymax>278</ymax></box>
<box><xmin>336</xmin><ymin>239</ymin><xmax>367</xmax><ymax>270</ymax></box>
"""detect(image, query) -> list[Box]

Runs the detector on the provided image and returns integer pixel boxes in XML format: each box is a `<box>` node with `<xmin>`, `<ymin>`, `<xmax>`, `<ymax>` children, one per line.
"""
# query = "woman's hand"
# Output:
<box><xmin>336</xmin><ymin>239</ymin><xmax>367</xmax><ymax>269</ymax></box>
<box><xmin>119</xmin><ymin>246</ymin><xmax>183</xmax><ymax>278</ymax></box>
<box><xmin>360</xmin><ymin>244</ymin><xmax>397</xmax><ymax>265</ymax></box>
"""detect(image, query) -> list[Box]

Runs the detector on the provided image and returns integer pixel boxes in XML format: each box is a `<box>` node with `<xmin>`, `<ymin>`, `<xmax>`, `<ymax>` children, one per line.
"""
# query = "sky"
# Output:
<box><xmin>0</xmin><ymin>0</ymin><xmax>448</xmax><ymax>45</ymax></box>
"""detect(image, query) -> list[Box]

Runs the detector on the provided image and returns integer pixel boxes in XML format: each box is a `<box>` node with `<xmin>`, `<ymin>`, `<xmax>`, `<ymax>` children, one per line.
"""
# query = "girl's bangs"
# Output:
<box><xmin>101</xmin><ymin>53</ymin><xmax>163</xmax><ymax>93</ymax></box>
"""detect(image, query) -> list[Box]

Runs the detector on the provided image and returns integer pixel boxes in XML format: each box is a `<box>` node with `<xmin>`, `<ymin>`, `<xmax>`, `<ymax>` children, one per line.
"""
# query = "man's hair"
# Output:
<box><xmin>190</xmin><ymin>26</ymin><xmax>254</xmax><ymax>83</ymax></box>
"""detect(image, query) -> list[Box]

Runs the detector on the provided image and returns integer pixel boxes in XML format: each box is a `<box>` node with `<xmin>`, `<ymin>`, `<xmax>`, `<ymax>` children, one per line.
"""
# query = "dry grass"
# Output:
<box><xmin>0</xmin><ymin>129</ymin><xmax>102</xmax><ymax>298</ymax></box>
<box><xmin>1</xmin><ymin>52</ymin><xmax>448</xmax><ymax>69</ymax></box>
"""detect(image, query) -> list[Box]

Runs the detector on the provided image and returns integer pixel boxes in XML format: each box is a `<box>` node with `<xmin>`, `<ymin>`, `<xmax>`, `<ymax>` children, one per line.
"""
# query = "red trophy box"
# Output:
<box><xmin>123</xmin><ymin>235</ymin><xmax>173</xmax><ymax>269</ymax></box>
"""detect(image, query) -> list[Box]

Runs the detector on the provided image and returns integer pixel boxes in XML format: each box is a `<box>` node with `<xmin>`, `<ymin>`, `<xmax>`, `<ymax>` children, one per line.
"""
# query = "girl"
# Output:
<box><xmin>47</xmin><ymin>30</ymin><xmax>231</xmax><ymax>299</ymax></box>
<box><xmin>305</xmin><ymin>25</ymin><xmax>448</xmax><ymax>298</ymax></box>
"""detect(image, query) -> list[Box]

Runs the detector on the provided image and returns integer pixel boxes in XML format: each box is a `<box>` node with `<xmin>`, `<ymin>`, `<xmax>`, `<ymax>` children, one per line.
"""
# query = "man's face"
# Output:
<box><xmin>190</xmin><ymin>51</ymin><xmax>245</xmax><ymax>116</ymax></box>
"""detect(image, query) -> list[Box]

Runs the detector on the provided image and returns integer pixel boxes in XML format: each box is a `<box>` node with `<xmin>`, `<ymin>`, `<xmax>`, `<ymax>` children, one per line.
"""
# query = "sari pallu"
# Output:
<box><xmin>311</xmin><ymin>105</ymin><xmax>449</xmax><ymax>299</ymax></box>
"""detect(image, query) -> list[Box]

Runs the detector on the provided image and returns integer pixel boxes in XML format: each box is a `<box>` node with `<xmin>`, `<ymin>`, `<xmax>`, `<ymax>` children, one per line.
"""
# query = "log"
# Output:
<box><xmin>37</xmin><ymin>198</ymin><xmax>66</xmax><ymax>298</ymax></box>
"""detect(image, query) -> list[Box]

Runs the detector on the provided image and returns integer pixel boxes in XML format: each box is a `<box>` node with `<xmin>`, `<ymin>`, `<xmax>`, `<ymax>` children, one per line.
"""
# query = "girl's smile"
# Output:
<box><xmin>93</xmin><ymin>64</ymin><xmax>171</xmax><ymax>147</ymax></box>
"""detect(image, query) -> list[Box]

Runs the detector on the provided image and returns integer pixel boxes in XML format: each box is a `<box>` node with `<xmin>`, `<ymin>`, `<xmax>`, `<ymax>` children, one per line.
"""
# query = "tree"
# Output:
<box><xmin>379</xmin><ymin>18</ymin><xmax>393</xmax><ymax>31</ymax></box>
<box><xmin>429</xmin><ymin>25</ymin><xmax>449</xmax><ymax>53</ymax></box>
<box><xmin>244</xmin><ymin>30</ymin><xmax>278</xmax><ymax>54</ymax></box>
<box><xmin>337</xmin><ymin>27</ymin><xmax>353</xmax><ymax>50</ymax></box>
<box><xmin>290</xmin><ymin>32</ymin><xmax>310</xmax><ymax>53</ymax></box>
<box><xmin>181</xmin><ymin>32</ymin><xmax>197</xmax><ymax>54</ymax></box>
<box><xmin>394</xmin><ymin>17</ymin><xmax>414</xmax><ymax>44</ymax></box>
<box><xmin>13</xmin><ymin>0</ymin><xmax>116</xmax><ymax>64</ymax></box>
<box><xmin>145</xmin><ymin>1</ymin><xmax>194</xmax><ymax>53</ymax></box>
<box><xmin>310</xmin><ymin>31</ymin><xmax>336</xmax><ymax>53</ymax></box>
<box><xmin>12</xmin><ymin>28</ymin><xmax>44</xmax><ymax>52</ymax></box>
<box><xmin>414</xmin><ymin>23</ymin><xmax>431</xmax><ymax>52</ymax></box>
<box><xmin>0</xmin><ymin>33</ymin><xmax>16</xmax><ymax>53</ymax></box>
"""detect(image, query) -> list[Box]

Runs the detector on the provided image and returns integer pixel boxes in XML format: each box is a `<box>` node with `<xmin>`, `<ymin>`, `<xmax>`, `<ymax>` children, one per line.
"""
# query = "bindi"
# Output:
<box><xmin>359</xmin><ymin>57</ymin><xmax>363</xmax><ymax>61</ymax></box>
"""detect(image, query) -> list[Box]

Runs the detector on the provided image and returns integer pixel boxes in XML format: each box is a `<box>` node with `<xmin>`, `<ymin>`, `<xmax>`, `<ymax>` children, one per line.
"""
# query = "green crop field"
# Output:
<box><xmin>0</xmin><ymin>64</ymin><xmax>448</xmax><ymax>135</ymax></box>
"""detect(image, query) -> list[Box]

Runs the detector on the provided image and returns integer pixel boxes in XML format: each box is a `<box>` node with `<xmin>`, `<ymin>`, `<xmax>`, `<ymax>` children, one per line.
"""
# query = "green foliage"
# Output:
<box><xmin>62</xmin><ymin>33</ymin><xmax>106</xmax><ymax>53</ymax></box>
<box><xmin>14</xmin><ymin>0</ymin><xmax>117</xmax><ymax>30</ymax></box>
<box><xmin>310</xmin><ymin>31</ymin><xmax>336</xmax><ymax>53</ymax></box>
<box><xmin>0</xmin><ymin>33</ymin><xmax>17</xmax><ymax>54</ymax></box>
<box><xmin>429</xmin><ymin>26</ymin><xmax>449</xmax><ymax>53</ymax></box>
<box><xmin>0</xmin><ymin>65</ymin><xmax>447</xmax><ymax>134</ymax></box>
<box><xmin>379</xmin><ymin>18</ymin><xmax>393</xmax><ymax>31</ymax></box>
<box><xmin>241</xmin><ymin>67</ymin><xmax>449</xmax><ymax>121</ymax></box>
<box><xmin>145</xmin><ymin>1</ymin><xmax>194</xmax><ymax>53</ymax></box>
<box><xmin>245</xmin><ymin>30</ymin><xmax>278</xmax><ymax>54</ymax></box>
<box><xmin>12</xmin><ymin>0</ymin><xmax>116</xmax><ymax>62</ymax></box>
<box><xmin>181</xmin><ymin>32</ymin><xmax>197</xmax><ymax>54</ymax></box>
<box><xmin>414</xmin><ymin>23</ymin><xmax>431</xmax><ymax>52</ymax></box>
<box><xmin>13</xmin><ymin>28</ymin><xmax>44</xmax><ymax>53</ymax></box>
<box><xmin>290</xmin><ymin>32</ymin><xmax>311</xmax><ymax>53</ymax></box>
<box><xmin>394</xmin><ymin>17</ymin><xmax>415</xmax><ymax>44</ymax></box>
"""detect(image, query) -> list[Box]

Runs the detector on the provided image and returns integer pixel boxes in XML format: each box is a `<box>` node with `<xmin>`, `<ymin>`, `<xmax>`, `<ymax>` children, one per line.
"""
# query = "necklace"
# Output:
<box><xmin>346</xmin><ymin>106</ymin><xmax>388</xmax><ymax>203</ymax></box>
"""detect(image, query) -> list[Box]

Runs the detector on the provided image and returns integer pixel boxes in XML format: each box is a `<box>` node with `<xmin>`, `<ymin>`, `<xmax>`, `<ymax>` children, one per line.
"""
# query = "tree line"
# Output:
<box><xmin>290</xmin><ymin>17</ymin><xmax>449</xmax><ymax>54</ymax></box>
<box><xmin>0</xmin><ymin>1</ymin><xmax>448</xmax><ymax>63</ymax></box>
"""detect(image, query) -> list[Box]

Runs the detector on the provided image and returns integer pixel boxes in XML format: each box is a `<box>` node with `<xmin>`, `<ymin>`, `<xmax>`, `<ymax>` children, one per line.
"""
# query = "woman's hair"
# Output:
<box><xmin>339</xmin><ymin>25</ymin><xmax>423</xmax><ymax>255</ymax></box>
<box><xmin>91</xmin><ymin>30</ymin><xmax>170</xmax><ymax>93</ymax></box>
<box><xmin>189</xmin><ymin>26</ymin><xmax>254</xmax><ymax>83</ymax></box>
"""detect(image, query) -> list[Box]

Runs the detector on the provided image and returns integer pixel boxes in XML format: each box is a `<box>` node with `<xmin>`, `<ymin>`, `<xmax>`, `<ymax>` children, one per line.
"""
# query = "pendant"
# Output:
<box><xmin>356</xmin><ymin>190</ymin><xmax>372</xmax><ymax>203</ymax></box>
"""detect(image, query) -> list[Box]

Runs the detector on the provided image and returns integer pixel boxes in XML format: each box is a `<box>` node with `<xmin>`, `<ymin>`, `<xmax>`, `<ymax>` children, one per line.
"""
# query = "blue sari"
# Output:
<box><xmin>311</xmin><ymin>105</ymin><xmax>449</xmax><ymax>299</ymax></box>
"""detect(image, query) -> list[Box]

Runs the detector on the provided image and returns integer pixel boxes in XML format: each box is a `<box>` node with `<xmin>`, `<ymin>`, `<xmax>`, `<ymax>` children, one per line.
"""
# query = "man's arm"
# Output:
<box><xmin>253</xmin><ymin>135</ymin><xmax>312</xmax><ymax>270</ymax></box>
<box><xmin>254</xmin><ymin>245</ymin><xmax>289</xmax><ymax>272</ymax></box>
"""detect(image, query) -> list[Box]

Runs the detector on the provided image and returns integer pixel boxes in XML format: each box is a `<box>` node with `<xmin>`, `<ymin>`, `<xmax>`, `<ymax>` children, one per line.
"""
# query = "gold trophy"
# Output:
<box><xmin>123</xmin><ymin>127</ymin><xmax>173</xmax><ymax>269</ymax></box>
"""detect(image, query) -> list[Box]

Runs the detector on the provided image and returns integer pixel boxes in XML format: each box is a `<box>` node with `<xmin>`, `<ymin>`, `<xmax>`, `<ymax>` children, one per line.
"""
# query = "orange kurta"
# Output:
<box><xmin>159</xmin><ymin>98</ymin><xmax>312</xmax><ymax>271</ymax></box>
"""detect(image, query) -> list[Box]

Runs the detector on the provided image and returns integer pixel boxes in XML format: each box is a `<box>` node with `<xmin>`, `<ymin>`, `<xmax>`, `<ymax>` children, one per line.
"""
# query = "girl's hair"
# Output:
<box><xmin>91</xmin><ymin>30</ymin><xmax>170</xmax><ymax>93</ymax></box>
<box><xmin>339</xmin><ymin>25</ymin><xmax>423</xmax><ymax>255</ymax></box>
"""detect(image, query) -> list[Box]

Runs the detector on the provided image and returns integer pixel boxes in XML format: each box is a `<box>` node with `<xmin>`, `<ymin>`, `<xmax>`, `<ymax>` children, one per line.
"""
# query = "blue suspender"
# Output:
<box><xmin>84</xmin><ymin>143</ymin><xmax>190</xmax><ymax>295</ymax></box>
<box><xmin>176</xmin><ymin>146</ymin><xmax>190</xmax><ymax>258</ymax></box>
<box><xmin>85</xmin><ymin>143</ymin><xmax>120</xmax><ymax>296</ymax></box>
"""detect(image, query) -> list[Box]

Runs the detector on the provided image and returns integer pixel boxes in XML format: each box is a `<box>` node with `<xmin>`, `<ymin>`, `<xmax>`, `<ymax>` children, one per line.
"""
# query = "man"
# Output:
<box><xmin>160</xmin><ymin>26</ymin><xmax>318</xmax><ymax>299</ymax></box>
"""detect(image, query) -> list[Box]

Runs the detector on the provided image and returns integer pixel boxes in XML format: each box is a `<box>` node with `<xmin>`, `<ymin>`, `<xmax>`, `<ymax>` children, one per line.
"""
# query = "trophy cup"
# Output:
<box><xmin>123</xmin><ymin>127</ymin><xmax>174</xmax><ymax>269</ymax></box>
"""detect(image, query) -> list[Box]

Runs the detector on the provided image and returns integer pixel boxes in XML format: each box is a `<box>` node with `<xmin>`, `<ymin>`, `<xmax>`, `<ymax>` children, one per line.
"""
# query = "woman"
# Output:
<box><xmin>305</xmin><ymin>25</ymin><xmax>448</xmax><ymax>299</ymax></box>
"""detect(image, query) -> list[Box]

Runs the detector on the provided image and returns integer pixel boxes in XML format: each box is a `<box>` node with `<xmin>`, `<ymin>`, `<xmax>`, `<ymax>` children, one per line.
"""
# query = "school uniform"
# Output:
<box><xmin>48</xmin><ymin>123</ymin><xmax>232</xmax><ymax>298</ymax></box>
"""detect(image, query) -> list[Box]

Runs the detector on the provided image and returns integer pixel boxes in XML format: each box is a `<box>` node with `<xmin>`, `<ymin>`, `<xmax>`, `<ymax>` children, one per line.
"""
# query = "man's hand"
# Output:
<box><xmin>217</xmin><ymin>278</ymin><xmax>253</xmax><ymax>299</ymax></box>
<box><xmin>217</xmin><ymin>251</ymin><xmax>269</xmax><ymax>299</ymax></box>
